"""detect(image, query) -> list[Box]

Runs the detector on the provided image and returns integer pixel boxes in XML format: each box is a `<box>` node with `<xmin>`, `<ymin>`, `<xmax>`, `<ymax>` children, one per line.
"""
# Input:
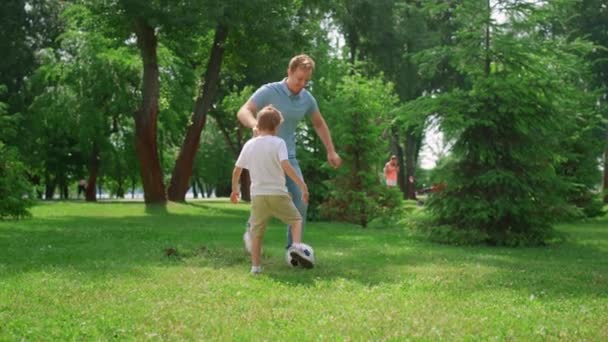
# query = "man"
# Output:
<box><xmin>237</xmin><ymin>54</ymin><xmax>342</xmax><ymax>263</ymax></box>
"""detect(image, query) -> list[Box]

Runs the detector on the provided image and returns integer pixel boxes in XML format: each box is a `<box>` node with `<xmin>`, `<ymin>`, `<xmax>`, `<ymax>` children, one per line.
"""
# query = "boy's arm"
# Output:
<box><xmin>280</xmin><ymin>160</ymin><xmax>309</xmax><ymax>203</ymax></box>
<box><xmin>230</xmin><ymin>166</ymin><xmax>243</xmax><ymax>204</ymax></box>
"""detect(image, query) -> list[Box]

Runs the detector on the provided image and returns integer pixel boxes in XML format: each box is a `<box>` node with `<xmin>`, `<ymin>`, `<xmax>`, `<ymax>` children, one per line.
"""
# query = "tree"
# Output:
<box><xmin>26</xmin><ymin>4</ymin><xmax>141</xmax><ymax>201</ymax></box>
<box><xmin>168</xmin><ymin>0</ymin><xmax>332</xmax><ymax>202</ymax></box>
<box><xmin>320</xmin><ymin>71</ymin><xmax>401</xmax><ymax>227</ymax></box>
<box><xmin>566</xmin><ymin>0</ymin><xmax>608</xmax><ymax>203</ymax></box>
<box><xmin>330</xmin><ymin>0</ymin><xmax>446</xmax><ymax>200</ymax></box>
<box><xmin>0</xmin><ymin>87</ymin><xmax>33</xmax><ymax>218</ymax></box>
<box><xmin>416</xmin><ymin>0</ymin><xmax>596</xmax><ymax>245</ymax></box>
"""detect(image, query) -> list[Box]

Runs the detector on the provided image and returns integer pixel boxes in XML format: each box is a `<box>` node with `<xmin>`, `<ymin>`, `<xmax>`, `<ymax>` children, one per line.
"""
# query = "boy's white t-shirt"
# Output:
<box><xmin>235</xmin><ymin>135</ymin><xmax>289</xmax><ymax>197</ymax></box>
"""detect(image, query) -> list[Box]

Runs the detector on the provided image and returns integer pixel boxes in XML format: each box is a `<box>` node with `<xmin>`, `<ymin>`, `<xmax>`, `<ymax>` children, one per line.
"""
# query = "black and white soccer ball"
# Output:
<box><xmin>285</xmin><ymin>243</ymin><xmax>315</xmax><ymax>267</ymax></box>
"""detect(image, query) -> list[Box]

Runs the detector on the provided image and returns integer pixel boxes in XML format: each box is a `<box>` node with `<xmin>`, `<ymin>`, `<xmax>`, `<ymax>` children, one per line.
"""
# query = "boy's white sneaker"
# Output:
<box><xmin>250</xmin><ymin>265</ymin><xmax>262</xmax><ymax>275</ymax></box>
<box><xmin>243</xmin><ymin>228</ymin><xmax>252</xmax><ymax>254</ymax></box>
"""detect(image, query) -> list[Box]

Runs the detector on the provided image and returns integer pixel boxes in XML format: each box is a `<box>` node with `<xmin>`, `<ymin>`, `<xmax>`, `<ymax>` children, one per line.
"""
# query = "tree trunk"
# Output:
<box><xmin>604</xmin><ymin>144</ymin><xmax>608</xmax><ymax>203</ymax></box>
<box><xmin>61</xmin><ymin>183</ymin><xmax>68</xmax><ymax>199</ymax></box>
<box><xmin>133</xmin><ymin>18</ymin><xmax>166</xmax><ymax>203</ymax></box>
<box><xmin>191</xmin><ymin>179</ymin><xmax>198</xmax><ymax>198</ymax></box>
<box><xmin>116</xmin><ymin>180</ymin><xmax>125</xmax><ymax>198</ymax></box>
<box><xmin>404</xmin><ymin>128</ymin><xmax>419</xmax><ymax>200</ymax></box>
<box><xmin>85</xmin><ymin>143</ymin><xmax>99</xmax><ymax>202</ymax></box>
<box><xmin>196</xmin><ymin>178</ymin><xmax>205</xmax><ymax>198</ymax></box>
<box><xmin>205</xmin><ymin>184</ymin><xmax>213</xmax><ymax>198</ymax></box>
<box><xmin>168</xmin><ymin>23</ymin><xmax>228</xmax><ymax>202</ymax></box>
<box><xmin>390</xmin><ymin>126</ymin><xmax>406</xmax><ymax>196</ymax></box>
<box><xmin>44</xmin><ymin>172</ymin><xmax>55</xmax><ymax>200</ymax></box>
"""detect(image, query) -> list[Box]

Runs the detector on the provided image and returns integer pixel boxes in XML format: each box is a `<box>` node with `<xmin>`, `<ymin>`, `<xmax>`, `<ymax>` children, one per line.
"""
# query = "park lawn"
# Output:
<box><xmin>0</xmin><ymin>201</ymin><xmax>606</xmax><ymax>340</ymax></box>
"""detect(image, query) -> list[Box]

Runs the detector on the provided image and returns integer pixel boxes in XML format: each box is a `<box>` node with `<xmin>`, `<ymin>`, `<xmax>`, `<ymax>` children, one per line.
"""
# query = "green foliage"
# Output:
<box><xmin>410</xmin><ymin>0</ymin><xmax>603</xmax><ymax>245</ymax></box>
<box><xmin>194</xmin><ymin>118</ymin><xmax>234</xmax><ymax>196</ymax></box>
<box><xmin>319</xmin><ymin>71</ymin><xmax>400</xmax><ymax>227</ymax></box>
<box><xmin>296</xmin><ymin>59</ymin><xmax>350</xmax><ymax>220</ymax></box>
<box><xmin>366</xmin><ymin>186</ymin><xmax>405</xmax><ymax>228</ymax></box>
<box><xmin>0</xmin><ymin>144</ymin><xmax>33</xmax><ymax>219</ymax></box>
<box><xmin>427</xmin><ymin>73</ymin><xmax>571</xmax><ymax>246</ymax></box>
<box><xmin>0</xmin><ymin>93</ymin><xmax>33</xmax><ymax>218</ymax></box>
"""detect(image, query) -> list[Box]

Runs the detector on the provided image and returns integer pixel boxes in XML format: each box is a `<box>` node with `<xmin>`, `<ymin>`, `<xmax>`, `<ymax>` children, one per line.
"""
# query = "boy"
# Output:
<box><xmin>230</xmin><ymin>105</ymin><xmax>313</xmax><ymax>274</ymax></box>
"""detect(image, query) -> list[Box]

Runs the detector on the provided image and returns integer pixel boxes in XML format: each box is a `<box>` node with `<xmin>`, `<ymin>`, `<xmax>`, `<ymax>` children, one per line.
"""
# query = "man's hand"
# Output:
<box><xmin>230</xmin><ymin>191</ymin><xmax>240</xmax><ymax>204</ymax></box>
<box><xmin>302</xmin><ymin>190</ymin><xmax>309</xmax><ymax>204</ymax></box>
<box><xmin>327</xmin><ymin>151</ymin><xmax>342</xmax><ymax>169</ymax></box>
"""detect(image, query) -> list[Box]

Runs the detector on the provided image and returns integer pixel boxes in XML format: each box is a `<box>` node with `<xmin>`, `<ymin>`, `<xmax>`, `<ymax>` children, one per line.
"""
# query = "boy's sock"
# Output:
<box><xmin>250</xmin><ymin>265</ymin><xmax>262</xmax><ymax>274</ymax></box>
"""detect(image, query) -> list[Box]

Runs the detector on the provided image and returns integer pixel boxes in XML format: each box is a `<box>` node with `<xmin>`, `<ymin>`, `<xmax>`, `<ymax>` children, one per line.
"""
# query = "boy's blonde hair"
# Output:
<box><xmin>256</xmin><ymin>106</ymin><xmax>283</xmax><ymax>132</ymax></box>
<box><xmin>288</xmin><ymin>54</ymin><xmax>315</xmax><ymax>72</ymax></box>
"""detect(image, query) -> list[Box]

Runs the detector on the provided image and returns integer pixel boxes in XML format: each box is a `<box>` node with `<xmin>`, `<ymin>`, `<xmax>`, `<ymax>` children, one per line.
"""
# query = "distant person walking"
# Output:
<box><xmin>77</xmin><ymin>179</ymin><xmax>87</xmax><ymax>198</ymax></box>
<box><xmin>384</xmin><ymin>155</ymin><xmax>399</xmax><ymax>187</ymax></box>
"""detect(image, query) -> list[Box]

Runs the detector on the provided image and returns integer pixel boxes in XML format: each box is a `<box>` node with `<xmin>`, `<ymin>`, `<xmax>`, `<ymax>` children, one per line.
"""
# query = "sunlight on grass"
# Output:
<box><xmin>1</xmin><ymin>200</ymin><xmax>607</xmax><ymax>340</ymax></box>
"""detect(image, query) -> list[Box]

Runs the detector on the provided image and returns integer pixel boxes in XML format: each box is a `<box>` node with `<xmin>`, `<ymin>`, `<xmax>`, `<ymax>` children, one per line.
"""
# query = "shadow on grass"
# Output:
<box><xmin>1</xmin><ymin>206</ymin><xmax>607</xmax><ymax>299</ymax></box>
<box><xmin>145</xmin><ymin>202</ymin><xmax>168</xmax><ymax>215</ymax></box>
<box><xmin>262</xmin><ymin>218</ymin><xmax>608</xmax><ymax>299</ymax></box>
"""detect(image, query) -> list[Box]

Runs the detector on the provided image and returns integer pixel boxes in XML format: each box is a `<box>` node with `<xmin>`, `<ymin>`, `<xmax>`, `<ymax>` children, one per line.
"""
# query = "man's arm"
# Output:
<box><xmin>230</xmin><ymin>166</ymin><xmax>243</xmax><ymax>203</ymax></box>
<box><xmin>310</xmin><ymin>111</ymin><xmax>342</xmax><ymax>168</ymax></box>
<box><xmin>280</xmin><ymin>160</ymin><xmax>309</xmax><ymax>203</ymax></box>
<box><xmin>237</xmin><ymin>100</ymin><xmax>258</xmax><ymax>129</ymax></box>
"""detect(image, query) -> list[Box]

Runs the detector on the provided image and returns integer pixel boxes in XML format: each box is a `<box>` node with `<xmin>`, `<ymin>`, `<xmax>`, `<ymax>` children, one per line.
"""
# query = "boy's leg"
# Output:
<box><xmin>285</xmin><ymin>158</ymin><xmax>308</xmax><ymax>248</ymax></box>
<box><xmin>251</xmin><ymin>234</ymin><xmax>263</xmax><ymax>271</ymax></box>
<box><xmin>249</xmin><ymin>196</ymin><xmax>269</xmax><ymax>273</ymax></box>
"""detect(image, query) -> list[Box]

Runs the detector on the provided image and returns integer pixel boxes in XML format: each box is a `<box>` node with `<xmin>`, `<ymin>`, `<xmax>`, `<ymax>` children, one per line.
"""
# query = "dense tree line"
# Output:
<box><xmin>1</xmin><ymin>0</ymin><xmax>605</xmax><ymax>245</ymax></box>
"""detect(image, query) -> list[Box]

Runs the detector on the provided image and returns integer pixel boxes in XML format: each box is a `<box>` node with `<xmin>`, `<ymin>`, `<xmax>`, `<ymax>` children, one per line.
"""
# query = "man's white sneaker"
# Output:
<box><xmin>288</xmin><ymin>244</ymin><xmax>314</xmax><ymax>269</ymax></box>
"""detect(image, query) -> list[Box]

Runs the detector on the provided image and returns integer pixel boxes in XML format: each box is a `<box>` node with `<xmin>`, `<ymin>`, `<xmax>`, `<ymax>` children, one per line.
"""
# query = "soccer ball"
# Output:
<box><xmin>285</xmin><ymin>243</ymin><xmax>315</xmax><ymax>267</ymax></box>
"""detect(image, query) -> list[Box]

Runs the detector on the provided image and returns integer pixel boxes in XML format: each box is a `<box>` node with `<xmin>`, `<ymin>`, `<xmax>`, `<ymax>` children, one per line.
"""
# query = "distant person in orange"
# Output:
<box><xmin>383</xmin><ymin>155</ymin><xmax>399</xmax><ymax>187</ymax></box>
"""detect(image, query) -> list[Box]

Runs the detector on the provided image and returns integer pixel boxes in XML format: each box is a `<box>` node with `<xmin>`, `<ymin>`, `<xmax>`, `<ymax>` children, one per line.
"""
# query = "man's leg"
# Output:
<box><xmin>285</xmin><ymin>158</ymin><xmax>308</xmax><ymax>248</ymax></box>
<box><xmin>289</xmin><ymin>220</ymin><xmax>302</xmax><ymax>244</ymax></box>
<box><xmin>287</xmin><ymin>220</ymin><xmax>314</xmax><ymax>269</ymax></box>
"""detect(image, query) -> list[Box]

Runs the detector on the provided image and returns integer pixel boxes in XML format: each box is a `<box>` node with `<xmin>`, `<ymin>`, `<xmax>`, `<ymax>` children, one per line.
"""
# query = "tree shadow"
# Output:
<box><xmin>1</xmin><ymin>206</ymin><xmax>606</xmax><ymax>300</ymax></box>
<box><xmin>145</xmin><ymin>202</ymin><xmax>168</xmax><ymax>215</ymax></box>
<box><xmin>263</xmin><ymin>220</ymin><xmax>608</xmax><ymax>299</ymax></box>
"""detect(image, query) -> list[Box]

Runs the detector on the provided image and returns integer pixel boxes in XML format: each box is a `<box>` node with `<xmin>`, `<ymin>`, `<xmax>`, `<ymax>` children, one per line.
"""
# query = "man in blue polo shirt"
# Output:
<box><xmin>237</xmin><ymin>54</ymin><xmax>342</xmax><ymax>267</ymax></box>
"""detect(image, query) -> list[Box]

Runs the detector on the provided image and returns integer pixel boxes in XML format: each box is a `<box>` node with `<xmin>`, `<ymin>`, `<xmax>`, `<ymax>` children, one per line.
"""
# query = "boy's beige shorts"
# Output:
<box><xmin>250</xmin><ymin>194</ymin><xmax>302</xmax><ymax>237</ymax></box>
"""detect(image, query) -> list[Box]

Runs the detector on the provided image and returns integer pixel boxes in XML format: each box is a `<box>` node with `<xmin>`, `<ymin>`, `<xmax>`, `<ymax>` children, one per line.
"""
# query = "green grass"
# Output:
<box><xmin>1</xmin><ymin>200</ymin><xmax>607</xmax><ymax>340</ymax></box>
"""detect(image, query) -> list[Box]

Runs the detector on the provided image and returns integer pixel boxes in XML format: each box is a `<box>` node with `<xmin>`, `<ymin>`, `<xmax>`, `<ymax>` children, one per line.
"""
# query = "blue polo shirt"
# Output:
<box><xmin>250</xmin><ymin>80</ymin><xmax>319</xmax><ymax>158</ymax></box>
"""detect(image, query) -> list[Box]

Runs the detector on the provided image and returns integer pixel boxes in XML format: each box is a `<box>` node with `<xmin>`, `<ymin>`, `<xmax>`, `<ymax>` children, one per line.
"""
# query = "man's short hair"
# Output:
<box><xmin>256</xmin><ymin>105</ymin><xmax>283</xmax><ymax>131</ymax></box>
<box><xmin>288</xmin><ymin>54</ymin><xmax>315</xmax><ymax>72</ymax></box>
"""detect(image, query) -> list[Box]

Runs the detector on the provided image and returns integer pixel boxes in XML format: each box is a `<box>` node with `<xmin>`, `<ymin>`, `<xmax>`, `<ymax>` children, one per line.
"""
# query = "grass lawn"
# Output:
<box><xmin>1</xmin><ymin>200</ymin><xmax>607</xmax><ymax>340</ymax></box>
